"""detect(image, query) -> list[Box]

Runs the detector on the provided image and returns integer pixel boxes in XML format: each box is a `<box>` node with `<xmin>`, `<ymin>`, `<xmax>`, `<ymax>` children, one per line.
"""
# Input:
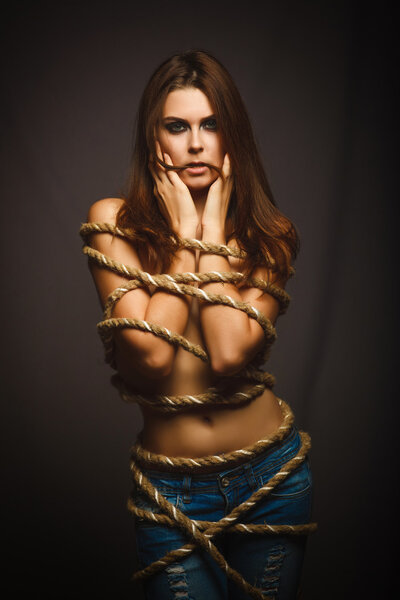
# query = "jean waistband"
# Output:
<box><xmin>137</xmin><ymin>426</ymin><xmax>298</xmax><ymax>483</ymax></box>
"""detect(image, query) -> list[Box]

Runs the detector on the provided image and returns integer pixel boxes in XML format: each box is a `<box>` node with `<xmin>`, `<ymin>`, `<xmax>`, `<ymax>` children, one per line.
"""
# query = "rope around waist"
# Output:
<box><xmin>131</xmin><ymin>397</ymin><xmax>295</xmax><ymax>474</ymax></box>
<box><xmin>128</xmin><ymin>398</ymin><xmax>317</xmax><ymax>600</ymax></box>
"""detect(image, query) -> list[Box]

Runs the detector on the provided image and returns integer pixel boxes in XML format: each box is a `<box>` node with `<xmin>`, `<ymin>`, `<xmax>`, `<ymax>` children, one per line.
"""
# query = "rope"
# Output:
<box><xmin>128</xmin><ymin>430</ymin><xmax>316</xmax><ymax>600</ymax></box>
<box><xmin>79</xmin><ymin>221</ymin><xmax>316</xmax><ymax>599</ymax></box>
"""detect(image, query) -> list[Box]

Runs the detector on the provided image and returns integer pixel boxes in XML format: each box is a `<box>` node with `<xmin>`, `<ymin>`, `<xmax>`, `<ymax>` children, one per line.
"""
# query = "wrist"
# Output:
<box><xmin>177</xmin><ymin>226</ymin><xmax>198</xmax><ymax>239</ymax></box>
<box><xmin>175</xmin><ymin>217</ymin><xmax>198</xmax><ymax>239</ymax></box>
<box><xmin>201</xmin><ymin>223</ymin><xmax>226</xmax><ymax>243</ymax></box>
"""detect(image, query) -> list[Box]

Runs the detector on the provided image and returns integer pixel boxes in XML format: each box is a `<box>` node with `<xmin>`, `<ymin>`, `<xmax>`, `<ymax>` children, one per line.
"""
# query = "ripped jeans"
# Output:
<box><xmin>133</xmin><ymin>427</ymin><xmax>312</xmax><ymax>600</ymax></box>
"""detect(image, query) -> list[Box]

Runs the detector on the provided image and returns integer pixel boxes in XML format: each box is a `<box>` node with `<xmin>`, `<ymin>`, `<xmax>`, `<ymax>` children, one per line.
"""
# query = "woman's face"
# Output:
<box><xmin>157</xmin><ymin>87</ymin><xmax>225</xmax><ymax>191</ymax></box>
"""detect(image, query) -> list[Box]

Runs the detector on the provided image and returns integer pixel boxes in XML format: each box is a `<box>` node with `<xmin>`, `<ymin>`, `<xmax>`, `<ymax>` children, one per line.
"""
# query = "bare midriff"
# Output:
<box><xmin>117</xmin><ymin>273</ymin><xmax>285</xmax><ymax>459</ymax></box>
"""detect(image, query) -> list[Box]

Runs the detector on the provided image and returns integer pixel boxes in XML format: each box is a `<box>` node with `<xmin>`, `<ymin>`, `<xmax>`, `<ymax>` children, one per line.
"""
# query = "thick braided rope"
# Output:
<box><xmin>128</xmin><ymin>429</ymin><xmax>316</xmax><ymax>600</ymax></box>
<box><xmin>111</xmin><ymin>372</ymin><xmax>272</xmax><ymax>412</ymax></box>
<box><xmin>80</xmin><ymin>221</ymin><xmax>295</xmax><ymax>278</ymax></box>
<box><xmin>79</xmin><ymin>222</ymin><xmax>289</xmax><ymax>408</ymax></box>
<box><xmin>83</xmin><ymin>244</ymin><xmax>291</xmax><ymax>315</ymax></box>
<box><xmin>79</xmin><ymin>221</ymin><xmax>315</xmax><ymax>597</ymax></box>
<box><xmin>132</xmin><ymin>397</ymin><xmax>294</xmax><ymax>471</ymax></box>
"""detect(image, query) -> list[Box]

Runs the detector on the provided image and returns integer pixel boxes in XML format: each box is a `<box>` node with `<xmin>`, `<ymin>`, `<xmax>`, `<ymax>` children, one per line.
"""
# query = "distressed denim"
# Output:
<box><xmin>133</xmin><ymin>427</ymin><xmax>312</xmax><ymax>599</ymax></box>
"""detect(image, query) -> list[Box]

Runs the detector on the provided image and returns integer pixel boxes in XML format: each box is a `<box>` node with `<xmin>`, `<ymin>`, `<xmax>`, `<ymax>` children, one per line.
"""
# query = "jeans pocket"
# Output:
<box><xmin>265</xmin><ymin>459</ymin><xmax>312</xmax><ymax>499</ymax></box>
<box><xmin>133</xmin><ymin>487</ymin><xmax>179</xmax><ymax>529</ymax></box>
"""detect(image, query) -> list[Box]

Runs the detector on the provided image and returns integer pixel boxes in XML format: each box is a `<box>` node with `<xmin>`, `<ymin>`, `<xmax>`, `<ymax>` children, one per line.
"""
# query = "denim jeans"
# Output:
<box><xmin>133</xmin><ymin>427</ymin><xmax>312</xmax><ymax>600</ymax></box>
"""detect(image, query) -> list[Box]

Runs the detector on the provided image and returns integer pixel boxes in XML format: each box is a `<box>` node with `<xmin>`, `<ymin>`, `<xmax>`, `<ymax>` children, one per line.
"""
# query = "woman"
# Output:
<box><xmin>80</xmin><ymin>50</ymin><xmax>314</xmax><ymax>600</ymax></box>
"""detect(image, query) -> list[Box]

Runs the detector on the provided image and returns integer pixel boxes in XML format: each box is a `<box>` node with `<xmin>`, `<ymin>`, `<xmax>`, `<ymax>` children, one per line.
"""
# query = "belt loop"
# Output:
<box><xmin>243</xmin><ymin>462</ymin><xmax>257</xmax><ymax>490</ymax></box>
<box><xmin>182</xmin><ymin>475</ymin><xmax>192</xmax><ymax>503</ymax></box>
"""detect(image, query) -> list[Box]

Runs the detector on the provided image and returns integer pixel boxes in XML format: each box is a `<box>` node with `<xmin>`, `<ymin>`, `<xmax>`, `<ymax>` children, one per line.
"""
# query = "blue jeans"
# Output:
<box><xmin>133</xmin><ymin>427</ymin><xmax>312</xmax><ymax>599</ymax></box>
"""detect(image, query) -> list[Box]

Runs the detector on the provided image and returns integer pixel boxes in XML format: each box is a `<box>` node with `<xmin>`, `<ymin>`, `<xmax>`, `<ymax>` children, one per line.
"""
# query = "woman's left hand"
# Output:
<box><xmin>201</xmin><ymin>154</ymin><xmax>233</xmax><ymax>232</ymax></box>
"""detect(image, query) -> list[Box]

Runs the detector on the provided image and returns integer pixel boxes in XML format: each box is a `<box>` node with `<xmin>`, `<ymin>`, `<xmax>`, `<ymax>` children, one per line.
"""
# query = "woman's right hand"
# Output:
<box><xmin>149</xmin><ymin>141</ymin><xmax>198</xmax><ymax>238</ymax></box>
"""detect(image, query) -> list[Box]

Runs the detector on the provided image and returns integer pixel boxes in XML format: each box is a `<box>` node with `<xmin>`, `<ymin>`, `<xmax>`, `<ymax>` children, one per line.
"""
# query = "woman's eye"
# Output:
<box><xmin>165</xmin><ymin>119</ymin><xmax>217</xmax><ymax>133</ymax></box>
<box><xmin>203</xmin><ymin>119</ymin><xmax>217</xmax><ymax>130</ymax></box>
<box><xmin>166</xmin><ymin>122</ymin><xmax>186</xmax><ymax>133</ymax></box>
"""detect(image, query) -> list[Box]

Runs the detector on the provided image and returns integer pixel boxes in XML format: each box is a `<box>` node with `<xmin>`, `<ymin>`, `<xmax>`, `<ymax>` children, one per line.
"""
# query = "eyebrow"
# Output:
<box><xmin>162</xmin><ymin>114</ymin><xmax>216</xmax><ymax>123</ymax></box>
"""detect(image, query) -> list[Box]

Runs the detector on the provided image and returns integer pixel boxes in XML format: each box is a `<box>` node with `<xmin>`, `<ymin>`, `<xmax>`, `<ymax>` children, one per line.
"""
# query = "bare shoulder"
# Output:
<box><xmin>84</xmin><ymin>196</ymin><xmax>140</xmax><ymax>267</ymax></box>
<box><xmin>86</xmin><ymin>197</ymin><xmax>125</xmax><ymax>224</ymax></box>
<box><xmin>83</xmin><ymin>197</ymin><xmax>148</xmax><ymax>310</ymax></box>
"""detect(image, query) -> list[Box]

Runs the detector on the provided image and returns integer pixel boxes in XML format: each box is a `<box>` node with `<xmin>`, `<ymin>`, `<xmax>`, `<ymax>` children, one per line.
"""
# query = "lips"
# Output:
<box><xmin>185</xmin><ymin>163</ymin><xmax>208</xmax><ymax>175</ymax></box>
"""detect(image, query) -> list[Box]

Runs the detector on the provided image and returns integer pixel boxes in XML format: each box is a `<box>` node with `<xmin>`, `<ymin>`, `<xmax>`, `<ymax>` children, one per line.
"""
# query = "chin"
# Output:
<box><xmin>187</xmin><ymin>180</ymin><xmax>212</xmax><ymax>192</ymax></box>
<box><xmin>182</xmin><ymin>173</ymin><xmax>218</xmax><ymax>191</ymax></box>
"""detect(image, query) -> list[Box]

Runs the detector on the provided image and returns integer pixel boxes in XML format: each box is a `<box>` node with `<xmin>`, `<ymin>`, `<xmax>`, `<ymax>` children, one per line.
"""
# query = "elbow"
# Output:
<box><xmin>114</xmin><ymin>335</ymin><xmax>174</xmax><ymax>380</ymax></box>
<box><xmin>140</xmin><ymin>349</ymin><xmax>174</xmax><ymax>379</ymax></box>
<box><xmin>209</xmin><ymin>337</ymin><xmax>264</xmax><ymax>376</ymax></box>
<box><xmin>210</xmin><ymin>351</ymin><xmax>247</xmax><ymax>377</ymax></box>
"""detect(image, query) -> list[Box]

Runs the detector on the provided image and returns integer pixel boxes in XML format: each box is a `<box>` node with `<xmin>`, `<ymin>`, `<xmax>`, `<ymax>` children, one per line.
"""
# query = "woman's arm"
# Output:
<box><xmin>198</xmin><ymin>225</ymin><xmax>286</xmax><ymax>376</ymax></box>
<box><xmin>198</xmin><ymin>155</ymin><xmax>286</xmax><ymax>376</ymax></box>
<box><xmin>86</xmin><ymin>197</ymin><xmax>196</xmax><ymax>379</ymax></box>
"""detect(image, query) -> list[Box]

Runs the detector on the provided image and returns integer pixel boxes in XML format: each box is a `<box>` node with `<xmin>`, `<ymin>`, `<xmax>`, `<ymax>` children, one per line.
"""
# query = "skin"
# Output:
<box><xmin>143</xmin><ymin>88</ymin><xmax>281</xmax><ymax>456</ymax></box>
<box><xmin>86</xmin><ymin>87</ymin><xmax>285</xmax><ymax>458</ymax></box>
<box><xmin>150</xmin><ymin>87</ymin><xmax>232</xmax><ymax>237</ymax></box>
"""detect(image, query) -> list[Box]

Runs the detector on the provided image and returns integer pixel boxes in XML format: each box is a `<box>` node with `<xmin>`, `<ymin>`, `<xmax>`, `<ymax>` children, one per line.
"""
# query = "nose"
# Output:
<box><xmin>188</xmin><ymin>127</ymin><xmax>204</xmax><ymax>154</ymax></box>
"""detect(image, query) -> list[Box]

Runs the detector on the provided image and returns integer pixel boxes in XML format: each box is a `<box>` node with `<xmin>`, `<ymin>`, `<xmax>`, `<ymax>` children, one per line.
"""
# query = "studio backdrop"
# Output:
<box><xmin>1</xmin><ymin>1</ymin><xmax>397</xmax><ymax>598</ymax></box>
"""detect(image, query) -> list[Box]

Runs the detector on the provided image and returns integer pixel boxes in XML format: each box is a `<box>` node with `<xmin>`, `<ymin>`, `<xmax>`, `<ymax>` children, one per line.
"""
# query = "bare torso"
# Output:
<box><xmin>115</xmin><ymin>246</ymin><xmax>284</xmax><ymax>458</ymax></box>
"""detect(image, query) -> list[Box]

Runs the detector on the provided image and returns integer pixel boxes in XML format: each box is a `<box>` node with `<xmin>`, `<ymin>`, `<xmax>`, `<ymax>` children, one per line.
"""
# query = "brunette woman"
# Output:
<box><xmin>81</xmin><ymin>50</ymin><xmax>313</xmax><ymax>600</ymax></box>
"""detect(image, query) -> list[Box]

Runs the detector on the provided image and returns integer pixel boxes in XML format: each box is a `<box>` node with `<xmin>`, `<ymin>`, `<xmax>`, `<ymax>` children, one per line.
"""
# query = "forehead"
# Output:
<box><xmin>162</xmin><ymin>87</ymin><xmax>214</xmax><ymax>118</ymax></box>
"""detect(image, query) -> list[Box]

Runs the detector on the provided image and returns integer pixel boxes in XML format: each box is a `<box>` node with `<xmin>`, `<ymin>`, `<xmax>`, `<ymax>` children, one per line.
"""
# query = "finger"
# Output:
<box><xmin>148</xmin><ymin>160</ymin><xmax>161</xmax><ymax>183</ymax></box>
<box><xmin>153</xmin><ymin>184</ymin><xmax>162</xmax><ymax>201</ymax></box>
<box><xmin>155</xmin><ymin>140</ymin><xmax>166</xmax><ymax>169</ymax></box>
<box><xmin>222</xmin><ymin>153</ymin><xmax>231</xmax><ymax>178</ymax></box>
<box><xmin>150</xmin><ymin>145</ymin><xmax>166</xmax><ymax>185</ymax></box>
<box><xmin>162</xmin><ymin>153</ymin><xmax>183</xmax><ymax>186</ymax></box>
<box><xmin>164</xmin><ymin>152</ymin><xmax>174</xmax><ymax>166</ymax></box>
<box><xmin>163</xmin><ymin>153</ymin><xmax>180</xmax><ymax>184</ymax></box>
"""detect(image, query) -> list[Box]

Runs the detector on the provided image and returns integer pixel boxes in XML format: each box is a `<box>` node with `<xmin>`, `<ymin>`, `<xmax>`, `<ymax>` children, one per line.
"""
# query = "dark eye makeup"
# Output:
<box><xmin>165</xmin><ymin>121</ymin><xmax>186</xmax><ymax>133</ymax></box>
<box><xmin>203</xmin><ymin>118</ymin><xmax>217</xmax><ymax>130</ymax></box>
<box><xmin>164</xmin><ymin>118</ymin><xmax>218</xmax><ymax>134</ymax></box>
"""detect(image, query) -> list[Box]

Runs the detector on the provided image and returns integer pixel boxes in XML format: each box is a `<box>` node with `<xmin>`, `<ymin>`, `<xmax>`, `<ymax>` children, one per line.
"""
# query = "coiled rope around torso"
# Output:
<box><xmin>79</xmin><ymin>221</ymin><xmax>316</xmax><ymax>600</ymax></box>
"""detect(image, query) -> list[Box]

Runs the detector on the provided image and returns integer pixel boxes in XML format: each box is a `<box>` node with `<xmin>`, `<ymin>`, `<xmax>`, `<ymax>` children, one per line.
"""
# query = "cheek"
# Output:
<box><xmin>161</xmin><ymin>138</ymin><xmax>186</xmax><ymax>163</ymax></box>
<box><xmin>212</xmin><ymin>138</ymin><xmax>225</xmax><ymax>164</ymax></box>
<box><xmin>158</xmin><ymin>133</ymin><xmax>170</xmax><ymax>154</ymax></box>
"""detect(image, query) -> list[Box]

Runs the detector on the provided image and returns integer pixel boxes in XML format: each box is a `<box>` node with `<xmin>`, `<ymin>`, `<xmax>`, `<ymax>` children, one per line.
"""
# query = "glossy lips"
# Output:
<box><xmin>185</xmin><ymin>162</ymin><xmax>208</xmax><ymax>175</ymax></box>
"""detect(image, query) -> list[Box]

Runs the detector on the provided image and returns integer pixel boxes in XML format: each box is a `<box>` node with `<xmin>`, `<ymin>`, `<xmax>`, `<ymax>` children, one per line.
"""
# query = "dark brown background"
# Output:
<box><xmin>1</xmin><ymin>1</ymin><xmax>397</xmax><ymax>597</ymax></box>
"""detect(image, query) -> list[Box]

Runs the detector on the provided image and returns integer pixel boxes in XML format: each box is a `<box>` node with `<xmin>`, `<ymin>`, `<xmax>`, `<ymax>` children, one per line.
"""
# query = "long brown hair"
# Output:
<box><xmin>116</xmin><ymin>49</ymin><xmax>299</xmax><ymax>282</ymax></box>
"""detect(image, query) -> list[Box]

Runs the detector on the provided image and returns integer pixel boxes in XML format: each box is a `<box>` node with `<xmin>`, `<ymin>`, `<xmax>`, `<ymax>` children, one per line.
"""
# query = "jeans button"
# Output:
<box><xmin>221</xmin><ymin>476</ymin><xmax>230</xmax><ymax>488</ymax></box>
